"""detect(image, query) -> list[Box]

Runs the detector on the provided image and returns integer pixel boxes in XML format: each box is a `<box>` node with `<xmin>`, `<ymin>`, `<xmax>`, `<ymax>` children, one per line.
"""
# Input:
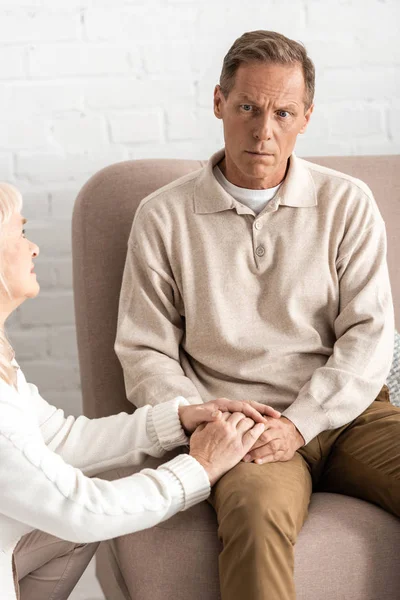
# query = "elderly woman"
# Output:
<box><xmin>0</xmin><ymin>182</ymin><xmax>279</xmax><ymax>600</ymax></box>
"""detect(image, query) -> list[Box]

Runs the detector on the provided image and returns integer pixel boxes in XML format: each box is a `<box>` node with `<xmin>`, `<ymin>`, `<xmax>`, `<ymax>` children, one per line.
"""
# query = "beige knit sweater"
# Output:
<box><xmin>116</xmin><ymin>150</ymin><xmax>394</xmax><ymax>444</ymax></box>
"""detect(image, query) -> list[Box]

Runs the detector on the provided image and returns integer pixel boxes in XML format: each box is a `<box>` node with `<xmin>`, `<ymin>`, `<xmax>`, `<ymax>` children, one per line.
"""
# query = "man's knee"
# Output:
<box><xmin>212</xmin><ymin>463</ymin><xmax>306</xmax><ymax>543</ymax></box>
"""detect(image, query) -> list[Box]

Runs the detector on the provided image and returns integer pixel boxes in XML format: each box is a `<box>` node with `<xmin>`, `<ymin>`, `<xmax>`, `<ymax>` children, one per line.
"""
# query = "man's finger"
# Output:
<box><xmin>247</xmin><ymin>436</ymin><xmax>267</xmax><ymax>452</ymax></box>
<box><xmin>256</xmin><ymin>450</ymin><xmax>287</xmax><ymax>465</ymax></box>
<box><xmin>253</xmin><ymin>430</ymin><xmax>282</xmax><ymax>447</ymax></box>
<box><xmin>248</xmin><ymin>434</ymin><xmax>283</xmax><ymax>460</ymax></box>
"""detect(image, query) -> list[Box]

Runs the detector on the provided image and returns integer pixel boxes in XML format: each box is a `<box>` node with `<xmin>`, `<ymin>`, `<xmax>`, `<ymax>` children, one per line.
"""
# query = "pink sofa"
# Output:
<box><xmin>73</xmin><ymin>155</ymin><xmax>400</xmax><ymax>600</ymax></box>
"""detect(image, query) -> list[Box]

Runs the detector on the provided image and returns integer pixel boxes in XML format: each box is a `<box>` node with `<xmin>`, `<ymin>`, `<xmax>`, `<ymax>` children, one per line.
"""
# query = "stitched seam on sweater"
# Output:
<box><xmin>129</xmin><ymin>242</ymin><xmax>179</xmax><ymax>293</ymax></box>
<box><xmin>134</xmin><ymin>172</ymin><xmax>199</xmax><ymax>220</ymax></box>
<box><xmin>305</xmin><ymin>161</ymin><xmax>374</xmax><ymax>200</ymax></box>
<box><xmin>336</xmin><ymin>222</ymin><xmax>382</xmax><ymax>267</ymax></box>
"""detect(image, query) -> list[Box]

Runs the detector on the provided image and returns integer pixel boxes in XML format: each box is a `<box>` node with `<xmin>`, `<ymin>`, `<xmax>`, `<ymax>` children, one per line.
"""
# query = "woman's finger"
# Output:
<box><xmin>227</xmin><ymin>412</ymin><xmax>247</xmax><ymax>427</ymax></box>
<box><xmin>248</xmin><ymin>400</ymin><xmax>280</xmax><ymax>419</ymax></box>
<box><xmin>236</xmin><ymin>416</ymin><xmax>255</xmax><ymax>434</ymax></box>
<box><xmin>222</xmin><ymin>411</ymin><xmax>232</xmax><ymax>420</ymax></box>
<box><xmin>242</xmin><ymin>423</ymin><xmax>266</xmax><ymax>453</ymax></box>
<box><xmin>214</xmin><ymin>398</ymin><xmax>269</xmax><ymax>424</ymax></box>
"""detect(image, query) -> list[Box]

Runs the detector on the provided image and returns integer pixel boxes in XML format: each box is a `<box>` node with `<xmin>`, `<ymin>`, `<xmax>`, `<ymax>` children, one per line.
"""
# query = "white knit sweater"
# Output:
<box><xmin>0</xmin><ymin>362</ymin><xmax>210</xmax><ymax>599</ymax></box>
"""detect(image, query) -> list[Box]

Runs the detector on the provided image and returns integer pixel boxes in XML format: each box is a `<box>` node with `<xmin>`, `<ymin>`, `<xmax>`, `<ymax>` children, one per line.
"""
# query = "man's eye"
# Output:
<box><xmin>277</xmin><ymin>110</ymin><xmax>290</xmax><ymax>118</ymax></box>
<box><xmin>241</xmin><ymin>104</ymin><xmax>253</xmax><ymax>112</ymax></box>
<box><xmin>22</xmin><ymin>229</ymin><xmax>26</xmax><ymax>237</ymax></box>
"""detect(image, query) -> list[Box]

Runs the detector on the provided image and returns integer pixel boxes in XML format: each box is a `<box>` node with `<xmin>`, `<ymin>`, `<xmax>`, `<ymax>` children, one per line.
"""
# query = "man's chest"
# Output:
<box><xmin>171</xmin><ymin>207</ymin><xmax>341</xmax><ymax>324</ymax></box>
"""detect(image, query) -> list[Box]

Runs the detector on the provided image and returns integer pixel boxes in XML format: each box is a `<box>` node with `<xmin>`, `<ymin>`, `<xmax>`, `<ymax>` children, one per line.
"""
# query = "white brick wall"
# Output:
<box><xmin>3</xmin><ymin>0</ymin><xmax>400</xmax><ymax>417</ymax></box>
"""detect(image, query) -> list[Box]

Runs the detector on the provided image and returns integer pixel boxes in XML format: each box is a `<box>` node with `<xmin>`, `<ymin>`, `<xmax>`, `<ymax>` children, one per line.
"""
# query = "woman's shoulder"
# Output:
<box><xmin>0</xmin><ymin>363</ymin><xmax>38</xmax><ymax>429</ymax></box>
<box><xmin>9</xmin><ymin>359</ymin><xmax>31</xmax><ymax>394</ymax></box>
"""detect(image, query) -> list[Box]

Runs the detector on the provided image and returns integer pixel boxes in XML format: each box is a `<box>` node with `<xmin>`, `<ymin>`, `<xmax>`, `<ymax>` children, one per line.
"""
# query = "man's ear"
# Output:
<box><xmin>299</xmin><ymin>103</ymin><xmax>314</xmax><ymax>134</ymax></box>
<box><xmin>214</xmin><ymin>85</ymin><xmax>224</xmax><ymax>119</ymax></box>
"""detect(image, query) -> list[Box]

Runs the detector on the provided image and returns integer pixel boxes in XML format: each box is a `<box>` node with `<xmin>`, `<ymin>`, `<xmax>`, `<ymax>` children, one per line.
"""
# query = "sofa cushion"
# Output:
<box><xmin>387</xmin><ymin>330</ymin><xmax>400</xmax><ymax>406</ymax></box>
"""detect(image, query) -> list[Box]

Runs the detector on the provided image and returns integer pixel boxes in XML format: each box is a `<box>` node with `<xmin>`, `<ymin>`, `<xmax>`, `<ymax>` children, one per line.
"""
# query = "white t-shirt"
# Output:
<box><xmin>213</xmin><ymin>165</ymin><xmax>282</xmax><ymax>215</ymax></box>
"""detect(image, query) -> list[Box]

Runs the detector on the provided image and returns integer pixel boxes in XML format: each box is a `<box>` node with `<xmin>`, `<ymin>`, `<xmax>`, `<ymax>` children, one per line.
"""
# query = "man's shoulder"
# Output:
<box><xmin>298</xmin><ymin>157</ymin><xmax>374</xmax><ymax>201</ymax></box>
<box><xmin>136</xmin><ymin>165</ymin><xmax>204</xmax><ymax>219</ymax></box>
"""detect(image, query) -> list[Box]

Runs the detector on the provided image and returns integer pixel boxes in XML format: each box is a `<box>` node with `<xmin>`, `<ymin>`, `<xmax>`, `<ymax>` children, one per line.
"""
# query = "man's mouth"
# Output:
<box><xmin>246</xmin><ymin>151</ymin><xmax>274</xmax><ymax>156</ymax></box>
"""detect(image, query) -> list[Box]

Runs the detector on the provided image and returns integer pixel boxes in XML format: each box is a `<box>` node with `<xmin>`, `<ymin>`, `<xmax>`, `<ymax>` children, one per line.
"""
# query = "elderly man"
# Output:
<box><xmin>116</xmin><ymin>30</ymin><xmax>399</xmax><ymax>600</ymax></box>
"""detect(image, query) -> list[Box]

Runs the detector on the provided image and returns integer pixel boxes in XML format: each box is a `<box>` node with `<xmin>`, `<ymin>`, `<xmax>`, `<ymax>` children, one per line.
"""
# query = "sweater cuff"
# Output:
<box><xmin>282</xmin><ymin>393</ymin><xmax>331</xmax><ymax>445</ymax></box>
<box><xmin>158</xmin><ymin>454</ymin><xmax>211</xmax><ymax>511</ymax></box>
<box><xmin>147</xmin><ymin>397</ymin><xmax>190</xmax><ymax>452</ymax></box>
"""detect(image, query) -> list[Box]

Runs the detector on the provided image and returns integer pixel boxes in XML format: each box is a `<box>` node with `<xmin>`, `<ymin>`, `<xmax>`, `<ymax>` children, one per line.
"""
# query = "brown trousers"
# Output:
<box><xmin>210</xmin><ymin>386</ymin><xmax>400</xmax><ymax>600</ymax></box>
<box><xmin>13</xmin><ymin>530</ymin><xmax>99</xmax><ymax>600</ymax></box>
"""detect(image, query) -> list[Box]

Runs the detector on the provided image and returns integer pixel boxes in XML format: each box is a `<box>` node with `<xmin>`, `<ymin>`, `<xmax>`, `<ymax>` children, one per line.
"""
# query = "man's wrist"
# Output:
<box><xmin>281</xmin><ymin>416</ymin><xmax>305</xmax><ymax>447</ymax></box>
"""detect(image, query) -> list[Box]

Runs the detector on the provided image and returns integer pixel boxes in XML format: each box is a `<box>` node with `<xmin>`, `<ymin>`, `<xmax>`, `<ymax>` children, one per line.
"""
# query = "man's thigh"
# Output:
<box><xmin>318</xmin><ymin>397</ymin><xmax>400</xmax><ymax>517</ymax></box>
<box><xmin>210</xmin><ymin>450</ymin><xmax>313</xmax><ymax>541</ymax></box>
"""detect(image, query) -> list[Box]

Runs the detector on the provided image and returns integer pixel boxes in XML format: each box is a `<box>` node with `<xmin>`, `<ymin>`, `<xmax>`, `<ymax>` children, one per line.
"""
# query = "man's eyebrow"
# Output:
<box><xmin>22</xmin><ymin>218</ymin><xmax>27</xmax><ymax>225</ymax></box>
<box><xmin>235</xmin><ymin>94</ymin><xmax>300</xmax><ymax>108</ymax></box>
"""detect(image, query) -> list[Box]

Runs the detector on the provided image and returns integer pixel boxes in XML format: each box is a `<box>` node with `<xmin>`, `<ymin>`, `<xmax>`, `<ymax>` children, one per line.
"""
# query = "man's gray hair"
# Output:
<box><xmin>219</xmin><ymin>30</ymin><xmax>315</xmax><ymax>110</ymax></box>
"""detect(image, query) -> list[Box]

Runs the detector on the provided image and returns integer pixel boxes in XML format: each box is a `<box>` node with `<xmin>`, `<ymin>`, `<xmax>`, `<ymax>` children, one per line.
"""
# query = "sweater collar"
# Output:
<box><xmin>194</xmin><ymin>149</ymin><xmax>317</xmax><ymax>214</ymax></box>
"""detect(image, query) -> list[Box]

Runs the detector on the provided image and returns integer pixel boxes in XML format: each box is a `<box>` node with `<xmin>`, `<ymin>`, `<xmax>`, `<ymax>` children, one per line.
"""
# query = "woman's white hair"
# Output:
<box><xmin>0</xmin><ymin>182</ymin><xmax>23</xmax><ymax>386</ymax></box>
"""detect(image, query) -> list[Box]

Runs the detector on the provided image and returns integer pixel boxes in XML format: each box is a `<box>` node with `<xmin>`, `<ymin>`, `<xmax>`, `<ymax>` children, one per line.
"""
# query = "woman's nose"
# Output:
<box><xmin>31</xmin><ymin>242</ymin><xmax>40</xmax><ymax>258</ymax></box>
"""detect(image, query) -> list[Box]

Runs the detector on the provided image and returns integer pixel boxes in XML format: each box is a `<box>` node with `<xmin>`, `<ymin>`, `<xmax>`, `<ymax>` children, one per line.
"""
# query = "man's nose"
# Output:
<box><xmin>253</xmin><ymin>113</ymin><xmax>273</xmax><ymax>141</ymax></box>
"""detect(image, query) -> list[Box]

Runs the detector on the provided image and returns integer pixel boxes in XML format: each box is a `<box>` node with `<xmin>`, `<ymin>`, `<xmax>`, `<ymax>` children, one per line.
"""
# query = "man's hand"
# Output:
<box><xmin>243</xmin><ymin>416</ymin><xmax>305</xmax><ymax>464</ymax></box>
<box><xmin>178</xmin><ymin>398</ymin><xmax>280</xmax><ymax>435</ymax></box>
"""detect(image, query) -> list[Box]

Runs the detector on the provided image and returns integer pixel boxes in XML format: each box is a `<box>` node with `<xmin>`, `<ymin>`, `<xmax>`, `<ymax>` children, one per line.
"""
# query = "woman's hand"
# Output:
<box><xmin>189</xmin><ymin>412</ymin><xmax>266</xmax><ymax>485</ymax></box>
<box><xmin>178</xmin><ymin>398</ymin><xmax>280</xmax><ymax>435</ymax></box>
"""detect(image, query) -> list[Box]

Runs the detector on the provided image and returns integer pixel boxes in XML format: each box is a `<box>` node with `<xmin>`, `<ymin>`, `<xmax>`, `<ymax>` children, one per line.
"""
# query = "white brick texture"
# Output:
<box><xmin>0</xmin><ymin>117</ymin><xmax>50</xmax><ymax>150</ymax></box>
<box><xmin>109</xmin><ymin>110</ymin><xmax>164</xmax><ymax>143</ymax></box>
<box><xmin>0</xmin><ymin>11</ymin><xmax>80</xmax><ymax>44</ymax></box>
<box><xmin>0</xmin><ymin>46</ymin><xmax>27</xmax><ymax>78</ymax></box>
<box><xmin>1</xmin><ymin>0</ymin><xmax>399</xmax><ymax>419</ymax></box>
<box><xmin>0</xmin><ymin>154</ymin><xmax>13</xmax><ymax>180</ymax></box>
<box><xmin>7</xmin><ymin>82</ymin><xmax>84</xmax><ymax>115</ymax></box>
<box><xmin>51</xmin><ymin>113</ymin><xmax>109</xmax><ymax>151</ymax></box>
<box><xmin>29</xmin><ymin>45</ymin><xmax>134</xmax><ymax>78</ymax></box>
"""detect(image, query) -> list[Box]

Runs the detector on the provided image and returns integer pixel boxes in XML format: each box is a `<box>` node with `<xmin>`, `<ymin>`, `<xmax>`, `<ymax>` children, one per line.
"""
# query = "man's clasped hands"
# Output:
<box><xmin>178</xmin><ymin>399</ymin><xmax>305</xmax><ymax>485</ymax></box>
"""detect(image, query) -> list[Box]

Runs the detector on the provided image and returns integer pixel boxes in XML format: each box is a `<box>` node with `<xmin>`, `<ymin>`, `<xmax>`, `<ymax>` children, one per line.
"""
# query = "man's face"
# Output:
<box><xmin>214</xmin><ymin>61</ymin><xmax>313</xmax><ymax>189</ymax></box>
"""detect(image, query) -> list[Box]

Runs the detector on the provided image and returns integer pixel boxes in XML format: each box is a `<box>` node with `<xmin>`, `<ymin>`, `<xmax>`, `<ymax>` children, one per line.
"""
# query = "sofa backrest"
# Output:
<box><xmin>72</xmin><ymin>155</ymin><xmax>400</xmax><ymax>418</ymax></box>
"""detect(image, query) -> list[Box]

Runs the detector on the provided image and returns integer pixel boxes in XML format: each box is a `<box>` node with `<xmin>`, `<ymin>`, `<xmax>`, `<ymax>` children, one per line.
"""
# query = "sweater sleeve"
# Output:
<box><xmin>115</xmin><ymin>223</ymin><xmax>203</xmax><ymax>408</ymax></box>
<box><xmin>0</xmin><ymin>397</ymin><xmax>210</xmax><ymax>544</ymax></box>
<box><xmin>26</xmin><ymin>376</ymin><xmax>190</xmax><ymax>475</ymax></box>
<box><xmin>282</xmin><ymin>217</ymin><xmax>395</xmax><ymax>444</ymax></box>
